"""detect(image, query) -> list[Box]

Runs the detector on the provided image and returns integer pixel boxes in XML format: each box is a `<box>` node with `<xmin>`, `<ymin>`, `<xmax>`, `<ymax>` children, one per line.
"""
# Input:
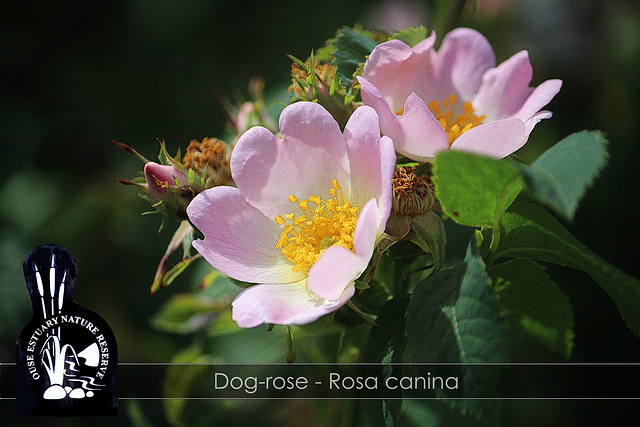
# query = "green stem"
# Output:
<box><xmin>347</xmin><ymin>300</ymin><xmax>378</xmax><ymax>326</ymax></box>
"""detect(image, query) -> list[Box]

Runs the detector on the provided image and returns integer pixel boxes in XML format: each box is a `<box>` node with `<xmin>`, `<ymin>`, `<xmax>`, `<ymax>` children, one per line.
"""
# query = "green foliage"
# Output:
<box><xmin>520</xmin><ymin>130</ymin><xmax>609</xmax><ymax>221</ymax></box>
<box><xmin>362</xmin><ymin>298</ymin><xmax>409</xmax><ymax>427</ymax></box>
<box><xmin>162</xmin><ymin>343</ymin><xmax>216</xmax><ymax>427</ymax></box>
<box><xmin>432</xmin><ymin>151</ymin><xmax>523</xmax><ymax>227</ymax></box>
<box><xmin>480</xmin><ymin>201</ymin><xmax>640</xmax><ymax>336</ymax></box>
<box><xmin>390</xmin><ymin>25</ymin><xmax>430</xmax><ymax>47</ymax></box>
<box><xmin>489</xmin><ymin>259</ymin><xmax>575</xmax><ymax>360</ymax></box>
<box><xmin>151</xmin><ymin>294</ymin><xmax>219</xmax><ymax>334</ymax></box>
<box><xmin>405</xmin><ymin>242</ymin><xmax>508</xmax><ymax>425</ymax></box>
<box><xmin>410</xmin><ymin>210</ymin><xmax>447</xmax><ymax>272</ymax></box>
<box><xmin>373</xmin><ymin>239</ymin><xmax>432</xmax><ymax>296</ymax></box>
<box><xmin>150</xmin><ymin>292</ymin><xmax>241</xmax><ymax>338</ymax></box>
<box><xmin>330</xmin><ymin>27</ymin><xmax>379</xmax><ymax>91</ymax></box>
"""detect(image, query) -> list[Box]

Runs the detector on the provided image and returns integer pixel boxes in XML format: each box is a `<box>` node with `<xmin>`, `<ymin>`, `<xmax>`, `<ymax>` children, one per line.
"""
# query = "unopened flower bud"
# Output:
<box><xmin>144</xmin><ymin>163</ymin><xmax>188</xmax><ymax>203</ymax></box>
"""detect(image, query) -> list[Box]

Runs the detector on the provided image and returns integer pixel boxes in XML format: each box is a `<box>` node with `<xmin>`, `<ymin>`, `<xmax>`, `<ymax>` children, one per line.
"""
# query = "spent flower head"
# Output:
<box><xmin>392</xmin><ymin>166</ymin><xmax>434</xmax><ymax>217</ymax></box>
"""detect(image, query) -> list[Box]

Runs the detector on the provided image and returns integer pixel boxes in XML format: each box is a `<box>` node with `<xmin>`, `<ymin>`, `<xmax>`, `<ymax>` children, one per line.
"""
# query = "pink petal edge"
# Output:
<box><xmin>231</xmin><ymin>280</ymin><xmax>355</xmax><ymax>327</ymax></box>
<box><xmin>451</xmin><ymin>118</ymin><xmax>527</xmax><ymax>158</ymax></box>
<box><xmin>231</xmin><ymin>102</ymin><xmax>351</xmax><ymax>220</ymax></box>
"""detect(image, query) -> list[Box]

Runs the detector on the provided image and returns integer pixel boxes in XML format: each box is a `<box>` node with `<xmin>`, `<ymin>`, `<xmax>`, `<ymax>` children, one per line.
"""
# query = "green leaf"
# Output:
<box><xmin>405</xmin><ymin>241</ymin><xmax>508</xmax><ymax>425</ymax></box>
<box><xmin>432</xmin><ymin>150</ymin><xmax>523</xmax><ymax>227</ymax></box>
<box><xmin>162</xmin><ymin>342</ymin><xmax>215</xmax><ymax>426</ymax></box>
<box><xmin>330</xmin><ymin>27</ymin><xmax>379</xmax><ymax>90</ymax></box>
<box><xmin>150</xmin><ymin>293</ymin><xmax>240</xmax><ymax>337</ymax></box>
<box><xmin>373</xmin><ymin>240</ymin><xmax>431</xmax><ymax>296</ymax></box>
<box><xmin>483</xmin><ymin>200</ymin><xmax>640</xmax><ymax>336</ymax></box>
<box><xmin>150</xmin><ymin>294</ymin><xmax>218</xmax><ymax>334</ymax></box>
<box><xmin>390</xmin><ymin>25</ymin><xmax>429</xmax><ymax>47</ymax></box>
<box><xmin>520</xmin><ymin>130</ymin><xmax>609</xmax><ymax>222</ymax></box>
<box><xmin>362</xmin><ymin>298</ymin><xmax>409</xmax><ymax>427</ymax></box>
<box><xmin>160</xmin><ymin>255</ymin><xmax>200</xmax><ymax>289</ymax></box>
<box><xmin>354</xmin><ymin>279</ymin><xmax>371</xmax><ymax>291</ymax></box>
<box><xmin>151</xmin><ymin>220</ymin><xmax>195</xmax><ymax>294</ymax></box>
<box><xmin>489</xmin><ymin>259</ymin><xmax>575</xmax><ymax>360</ymax></box>
<box><xmin>410</xmin><ymin>210</ymin><xmax>447</xmax><ymax>272</ymax></box>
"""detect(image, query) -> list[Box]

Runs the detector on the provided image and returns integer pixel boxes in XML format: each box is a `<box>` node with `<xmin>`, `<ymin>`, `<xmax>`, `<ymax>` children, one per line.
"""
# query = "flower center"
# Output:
<box><xmin>427</xmin><ymin>94</ymin><xmax>486</xmax><ymax>146</ymax></box>
<box><xmin>392</xmin><ymin>166</ymin><xmax>434</xmax><ymax>217</ymax></box>
<box><xmin>275</xmin><ymin>179</ymin><xmax>358</xmax><ymax>274</ymax></box>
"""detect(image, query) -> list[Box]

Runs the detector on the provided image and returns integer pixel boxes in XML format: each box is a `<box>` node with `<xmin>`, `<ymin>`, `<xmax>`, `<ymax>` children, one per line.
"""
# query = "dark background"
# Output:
<box><xmin>1</xmin><ymin>0</ymin><xmax>639</xmax><ymax>425</ymax></box>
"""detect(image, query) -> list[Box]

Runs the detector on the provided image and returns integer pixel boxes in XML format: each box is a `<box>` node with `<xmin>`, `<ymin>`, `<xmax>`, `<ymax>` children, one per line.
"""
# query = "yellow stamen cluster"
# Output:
<box><xmin>427</xmin><ymin>93</ymin><xmax>486</xmax><ymax>146</ymax></box>
<box><xmin>392</xmin><ymin>166</ymin><xmax>434</xmax><ymax>217</ymax></box>
<box><xmin>275</xmin><ymin>179</ymin><xmax>359</xmax><ymax>274</ymax></box>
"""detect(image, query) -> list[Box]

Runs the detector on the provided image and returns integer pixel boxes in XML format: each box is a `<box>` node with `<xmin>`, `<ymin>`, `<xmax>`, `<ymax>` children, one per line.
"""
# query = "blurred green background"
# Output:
<box><xmin>1</xmin><ymin>0</ymin><xmax>639</xmax><ymax>425</ymax></box>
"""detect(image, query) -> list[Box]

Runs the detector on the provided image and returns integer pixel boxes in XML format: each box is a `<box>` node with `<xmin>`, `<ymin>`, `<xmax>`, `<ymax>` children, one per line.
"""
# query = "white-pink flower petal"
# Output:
<box><xmin>450</xmin><ymin>118</ymin><xmax>527</xmax><ymax>158</ymax></box>
<box><xmin>232</xmin><ymin>102</ymin><xmax>351</xmax><ymax>220</ymax></box>
<box><xmin>188</xmin><ymin>102</ymin><xmax>395</xmax><ymax>328</ymax></box>
<box><xmin>188</xmin><ymin>186</ymin><xmax>305</xmax><ymax>284</ymax></box>
<box><xmin>472</xmin><ymin>50</ymin><xmax>535</xmax><ymax>121</ymax></box>
<box><xmin>433</xmin><ymin>27</ymin><xmax>496</xmax><ymax>101</ymax></box>
<box><xmin>359</xmin><ymin>27</ymin><xmax>562</xmax><ymax>161</ymax></box>
<box><xmin>343</xmin><ymin>106</ymin><xmax>397</xmax><ymax>232</ymax></box>
<box><xmin>231</xmin><ymin>280</ymin><xmax>355</xmax><ymax>328</ymax></box>
<box><xmin>361</xmin><ymin>34</ymin><xmax>436</xmax><ymax>112</ymax></box>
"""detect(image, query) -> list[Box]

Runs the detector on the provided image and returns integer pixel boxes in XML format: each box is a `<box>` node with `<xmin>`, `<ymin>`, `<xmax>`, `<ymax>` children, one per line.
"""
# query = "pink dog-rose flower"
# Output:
<box><xmin>187</xmin><ymin>102</ymin><xmax>396</xmax><ymax>327</ymax></box>
<box><xmin>357</xmin><ymin>27</ymin><xmax>562</xmax><ymax>161</ymax></box>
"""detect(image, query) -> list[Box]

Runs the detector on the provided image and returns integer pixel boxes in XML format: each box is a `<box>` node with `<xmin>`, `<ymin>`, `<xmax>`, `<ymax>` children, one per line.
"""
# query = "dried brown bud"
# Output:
<box><xmin>182</xmin><ymin>138</ymin><xmax>233</xmax><ymax>188</ymax></box>
<box><xmin>392</xmin><ymin>166</ymin><xmax>435</xmax><ymax>217</ymax></box>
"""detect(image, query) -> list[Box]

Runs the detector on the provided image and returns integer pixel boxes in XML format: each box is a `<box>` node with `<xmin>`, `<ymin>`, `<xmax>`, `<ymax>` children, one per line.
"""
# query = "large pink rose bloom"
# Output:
<box><xmin>187</xmin><ymin>102</ymin><xmax>396</xmax><ymax>327</ymax></box>
<box><xmin>357</xmin><ymin>27</ymin><xmax>562</xmax><ymax>161</ymax></box>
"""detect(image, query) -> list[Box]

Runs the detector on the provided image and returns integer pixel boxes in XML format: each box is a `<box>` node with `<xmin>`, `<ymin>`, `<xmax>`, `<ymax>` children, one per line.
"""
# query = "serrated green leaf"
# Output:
<box><xmin>150</xmin><ymin>293</ymin><xmax>218</xmax><ymax>334</ymax></box>
<box><xmin>484</xmin><ymin>200</ymin><xmax>640</xmax><ymax>336</ymax></box>
<box><xmin>405</xmin><ymin>240</ymin><xmax>508</xmax><ymax>425</ymax></box>
<box><xmin>489</xmin><ymin>259</ymin><xmax>575</xmax><ymax>360</ymax></box>
<box><xmin>432</xmin><ymin>150</ymin><xmax>524</xmax><ymax>227</ymax></box>
<box><xmin>390</xmin><ymin>25</ymin><xmax>429</xmax><ymax>47</ymax></box>
<box><xmin>520</xmin><ymin>130</ymin><xmax>609</xmax><ymax>221</ymax></box>
<box><xmin>362</xmin><ymin>298</ymin><xmax>409</xmax><ymax>427</ymax></box>
<box><xmin>330</xmin><ymin>27</ymin><xmax>379</xmax><ymax>89</ymax></box>
<box><xmin>162</xmin><ymin>342</ymin><xmax>215</xmax><ymax>426</ymax></box>
<box><xmin>410</xmin><ymin>210</ymin><xmax>446</xmax><ymax>272</ymax></box>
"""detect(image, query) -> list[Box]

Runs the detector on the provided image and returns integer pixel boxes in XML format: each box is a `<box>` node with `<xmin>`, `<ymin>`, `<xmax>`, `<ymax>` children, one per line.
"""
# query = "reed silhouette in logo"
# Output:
<box><xmin>17</xmin><ymin>244</ymin><xmax>118</xmax><ymax>416</ymax></box>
